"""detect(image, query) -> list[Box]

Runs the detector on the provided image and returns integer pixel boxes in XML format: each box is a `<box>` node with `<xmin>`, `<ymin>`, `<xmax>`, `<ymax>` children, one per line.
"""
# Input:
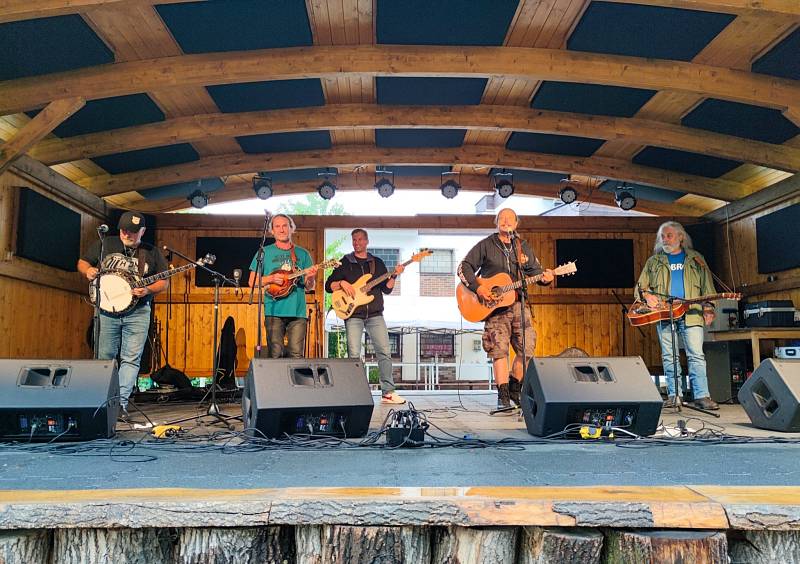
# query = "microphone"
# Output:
<box><xmin>508</xmin><ymin>230</ymin><xmax>517</xmax><ymax>239</ymax></box>
<box><xmin>233</xmin><ymin>269</ymin><xmax>242</xmax><ymax>287</ymax></box>
<box><xmin>97</xmin><ymin>224</ymin><xmax>109</xmax><ymax>234</ymax></box>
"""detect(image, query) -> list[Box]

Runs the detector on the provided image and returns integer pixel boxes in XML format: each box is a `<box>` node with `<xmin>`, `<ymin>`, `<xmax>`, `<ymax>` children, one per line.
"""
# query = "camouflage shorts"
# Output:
<box><xmin>482</xmin><ymin>305</ymin><xmax>536</xmax><ymax>360</ymax></box>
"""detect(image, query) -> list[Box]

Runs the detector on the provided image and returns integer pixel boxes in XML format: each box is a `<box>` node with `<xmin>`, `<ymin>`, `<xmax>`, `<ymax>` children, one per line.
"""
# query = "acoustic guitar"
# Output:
<box><xmin>331</xmin><ymin>249</ymin><xmax>432</xmax><ymax>319</ymax></box>
<box><xmin>265</xmin><ymin>258</ymin><xmax>341</xmax><ymax>299</ymax></box>
<box><xmin>626</xmin><ymin>292</ymin><xmax>741</xmax><ymax>327</ymax></box>
<box><xmin>456</xmin><ymin>262</ymin><xmax>577</xmax><ymax>322</ymax></box>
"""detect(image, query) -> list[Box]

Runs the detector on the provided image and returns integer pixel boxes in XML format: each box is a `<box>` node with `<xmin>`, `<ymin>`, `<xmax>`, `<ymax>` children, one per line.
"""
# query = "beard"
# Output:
<box><xmin>662</xmin><ymin>244</ymin><xmax>677</xmax><ymax>253</ymax></box>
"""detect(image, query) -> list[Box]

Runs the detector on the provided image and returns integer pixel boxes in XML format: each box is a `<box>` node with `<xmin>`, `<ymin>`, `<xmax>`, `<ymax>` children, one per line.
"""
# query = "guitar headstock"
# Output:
<box><xmin>553</xmin><ymin>261</ymin><xmax>577</xmax><ymax>277</ymax></box>
<box><xmin>199</xmin><ymin>253</ymin><xmax>216</xmax><ymax>265</ymax></box>
<box><xmin>412</xmin><ymin>248</ymin><xmax>434</xmax><ymax>262</ymax></box>
<box><xmin>320</xmin><ymin>258</ymin><xmax>341</xmax><ymax>270</ymax></box>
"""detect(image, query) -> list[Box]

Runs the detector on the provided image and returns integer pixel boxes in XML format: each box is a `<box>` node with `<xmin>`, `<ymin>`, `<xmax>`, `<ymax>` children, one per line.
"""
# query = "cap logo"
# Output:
<box><xmin>132</xmin><ymin>216</ymin><xmax>141</xmax><ymax>225</ymax></box>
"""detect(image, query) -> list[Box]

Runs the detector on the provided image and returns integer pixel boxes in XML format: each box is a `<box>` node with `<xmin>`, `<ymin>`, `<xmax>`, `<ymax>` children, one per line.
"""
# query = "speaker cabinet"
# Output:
<box><xmin>0</xmin><ymin>359</ymin><xmax>119</xmax><ymax>441</ymax></box>
<box><xmin>242</xmin><ymin>358</ymin><xmax>374</xmax><ymax>439</ymax></box>
<box><xmin>738</xmin><ymin>359</ymin><xmax>800</xmax><ymax>432</ymax></box>
<box><xmin>520</xmin><ymin>356</ymin><xmax>663</xmax><ymax>437</ymax></box>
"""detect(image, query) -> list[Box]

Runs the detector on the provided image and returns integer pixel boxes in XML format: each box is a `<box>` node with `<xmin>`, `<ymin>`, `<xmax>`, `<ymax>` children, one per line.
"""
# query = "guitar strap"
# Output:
<box><xmin>136</xmin><ymin>246</ymin><xmax>146</xmax><ymax>277</ymax></box>
<box><xmin>290</xmin><ymin>245</ymin><xmax>298</xmax><ymax>270</ymax></box>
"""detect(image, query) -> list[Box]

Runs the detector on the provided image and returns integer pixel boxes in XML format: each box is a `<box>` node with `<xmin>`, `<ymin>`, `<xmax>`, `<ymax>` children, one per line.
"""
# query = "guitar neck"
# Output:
<box><xmin>135</xmin><ymin>262</ymin><xmax>198</xmax><ymax>287</ymax></box>
<box><xmin>286</xmin><ymin>261</ymin><xmax>332</xmax><ymax>281</ymax></box>
<box><xmin>363</xmin><ymin>257</ymin><xmax>415</xmax><ymax>292</ymax></box>
<box><xmin>498</xmin><ymin>272</ymin><xmax>548</xmax><ymax>293</ymax></box>
<box><xmin>648</xmin><ymin>292</ymin><xmax>739</xmax><ymax>305</ymax></box>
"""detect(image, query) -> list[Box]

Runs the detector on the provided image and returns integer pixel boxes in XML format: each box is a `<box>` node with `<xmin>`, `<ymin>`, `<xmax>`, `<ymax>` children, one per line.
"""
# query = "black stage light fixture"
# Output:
<box><xmin>188</xmin><ymin>189</ymin><xmax>209</xmax><ymax>209</ymax></box>
<box><xmin>374</xmin><ymin>170</ymin><xmax>395</xmax><ymax>198</ymax></box>
<box><xmin>252</xmin><ymin>174</ymin><xmax>273</xmax><ymax>200</ymax></box>
<box><xmin>317</xmin><ymin>180</ymin><xmax>336</xmax><ymax>200</ymax></box>
<box><xmin>440</xmin><ymin>172</ymin><xmax>460</xmax><ymax>199</ymax></box>
<box><xmin>493</xmin><ymin>171</ymin><xmax>515</xmax><ymax>198</ymax></box>
<box><xmin>615</xmin><ymin>187</ymin><xmax>637</xmax><ymax>211</ymax></box>
<box><xmin>558</xmin><ymin>186</ymin><xmax>578</xmax><ymax>204</ymax></box>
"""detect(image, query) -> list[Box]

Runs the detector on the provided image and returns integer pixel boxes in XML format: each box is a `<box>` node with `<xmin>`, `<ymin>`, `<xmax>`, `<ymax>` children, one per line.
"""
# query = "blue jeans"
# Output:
<box><xmin>656</xmin><ymin>318</ymin><xmax>710</xmax><ymax>400</ymax></box>
<box><xmin>97</xmin><ymin>304</ymin><xmax>151</xmax><ymax>408</ymax></box>
<box><xmin>345</xmin><ymin>315</ymin><xmax>395</xmax><ymax>394</ymax></box>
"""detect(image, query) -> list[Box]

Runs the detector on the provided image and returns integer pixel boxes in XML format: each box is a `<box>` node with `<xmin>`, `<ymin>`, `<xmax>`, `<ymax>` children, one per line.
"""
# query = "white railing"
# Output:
<box><xmin>363</xmin><ymin>361</ymin><xmax>494</xmax><ymax>391</ymax></box>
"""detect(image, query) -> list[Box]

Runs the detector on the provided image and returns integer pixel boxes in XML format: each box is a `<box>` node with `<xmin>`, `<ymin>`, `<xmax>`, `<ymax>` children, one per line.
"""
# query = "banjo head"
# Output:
<box><xmin>89</xmin><ymin>270</ymin><xmax>138</xmax><ymax>314</ymax></box>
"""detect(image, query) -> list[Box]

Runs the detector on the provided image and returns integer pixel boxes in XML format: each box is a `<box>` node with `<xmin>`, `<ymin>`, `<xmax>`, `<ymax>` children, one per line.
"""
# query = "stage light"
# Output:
<box><xmin>252</xmin><ymin>174</ymin><xmax>273</xmax><ymax>200</ymax></box>
<box><xmin>187</xmin><ymin>189</ymin><xmax>208</xmax><ymax>209</ymax></box>
<box><xmin>317</xmin><ymin>180</ymin><xmax>337</xmax><ymax>200</ymax></box>
<box><xmin>558</xmin><ymin>186</ymin><xmax>578</xmax><ymax>204</ymax></box>
<box><xmin>492</xmin><ymin>171</ymin><xmax>514</xmax><ymax>198</ymax></box>
<box><xmin>374</xmin><ymin>170</ymin><xmax>395</xmax><ymax>198</ymax></box>
<box><xmin>440</xmin><ymin>172</ymin><xmax>460</xmax><ymax>199</ymax></box>
<box><xmin>615</xmin><ymin>188</ymin><xmax>637</xmax><ymax>211</ymax></box>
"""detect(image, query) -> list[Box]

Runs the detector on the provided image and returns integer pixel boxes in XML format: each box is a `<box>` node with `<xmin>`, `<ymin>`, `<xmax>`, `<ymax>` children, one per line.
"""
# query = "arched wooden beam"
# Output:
<box><xmin>1</xmin><ymin>0</ymin><xmax>797</xmax><ymax>24</ymax></box>
<box><xmin>2</xmin><ymin>46</ymin><xmax>799</xmax><ymax>116</ymax></box>
<box><xmin>29</xmin><ymin>104</ymin><xmax>800</xmax><ymax>173</ymax></box>
<box><xmin>132</xmin><ymin>174</ymin><xmax>704</xmax><ymax>217</ymax></box>
<box><xmin>77</xmin><ymin>145</ymin><xmax>748</xmax><ymax>200</ymax></box>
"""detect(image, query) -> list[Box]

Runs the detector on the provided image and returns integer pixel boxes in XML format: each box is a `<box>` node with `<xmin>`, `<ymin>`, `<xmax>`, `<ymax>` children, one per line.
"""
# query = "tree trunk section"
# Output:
<box><xmin>432</xmin><ymin>526</ymin><xmax>518</xmax><ymax>564</ymax></box>
<box><xmin>603</xmin><ymin>530</ymin><xmax>728</xmax><ymax>564</ymax></box>
<box><xmin>52</xmin><ymin>528</ymin><xmax>173</xmax><ymax>564</ymax></box>
<box><xmin>0</xmin><ymin>529</ymin><xmax>51</xmax><ymax>564</ymax></box>
<box><xmin>295</xmin><ymin>525</ymin><xmax>324</xmax><ymax>564</ymax></box>
<box><xmin>519</xmin><ymin>527</ymin><xmax>603</xmax><ymax>564</ymax></box>
<box><xmin>319</xmin><ymin>525</ymin><xmax>405</xmax><ymax>563</ymax></box>
<box><xmin>174</xmin><ymin>526</ymin><xmax>293</xmax><ymax>563</ymax></box>
<box><xmin>729</xmin><ymin>530</ymin><xmax>800</xmax><ymax>564</ymax></box>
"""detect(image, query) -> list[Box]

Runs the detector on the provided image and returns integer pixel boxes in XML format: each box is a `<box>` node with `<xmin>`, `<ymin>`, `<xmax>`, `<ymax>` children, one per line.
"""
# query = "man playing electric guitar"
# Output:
<box><xmin>458</xmin><ymin>209</ymin><xmax>554</xmax><ymax>412</ymax></box>
<box><xmin>325</xmin><ymin>229</ymin><xmax>406</xmax><ymax>404</ymax></box>
<box><xmin>248</xmin><ymin>214</ymin><xmax>318</xmax><ymax>358</ymax></box>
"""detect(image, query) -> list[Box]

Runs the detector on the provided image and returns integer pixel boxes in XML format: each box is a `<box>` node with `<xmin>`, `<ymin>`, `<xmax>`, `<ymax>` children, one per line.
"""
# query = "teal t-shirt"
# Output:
<box><xmin>250</xmin><ymin>244</ymin><xmax>312</xmax><ymax>318</ymax></box>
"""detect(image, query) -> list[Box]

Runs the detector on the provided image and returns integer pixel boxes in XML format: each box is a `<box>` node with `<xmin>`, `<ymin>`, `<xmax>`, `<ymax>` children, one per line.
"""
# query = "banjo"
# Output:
<box><xmin>89</xmin><ymin>253</ymin><xmax>215</xmax><ymax>316</ymax></box>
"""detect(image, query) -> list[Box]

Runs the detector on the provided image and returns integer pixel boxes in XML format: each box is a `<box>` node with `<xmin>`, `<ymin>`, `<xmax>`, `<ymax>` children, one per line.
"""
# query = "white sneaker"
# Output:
<box><xmin>381</xmin><ymin>392</ymin><xmax>406</xmax><ymax>405</ymax></box>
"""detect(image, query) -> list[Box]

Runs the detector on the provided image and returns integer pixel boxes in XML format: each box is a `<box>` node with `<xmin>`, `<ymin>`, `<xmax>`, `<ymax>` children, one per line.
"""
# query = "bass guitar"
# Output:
<box><xmin>331</xmin><ymin>249</ymin><xmax>432</xmax><ymax>319</ymax></box>
<box><xmin>90</xmin><ymin>254</ymin><xmax>215</xmax><ymax>316</ymax></box>
<box><xmin>627</xmin><ymin>292</ymin><xmax>741</xmax><ymax>327</ymax></box>
<box><xmin>266</xmin><ymin>258</ymin><xmax>341</xmax><ymax>299</ymax></box>
<box><xmin>456</xmin><ymin>262</ymin><xmax>577</xmax><ymax>322</ymax></box>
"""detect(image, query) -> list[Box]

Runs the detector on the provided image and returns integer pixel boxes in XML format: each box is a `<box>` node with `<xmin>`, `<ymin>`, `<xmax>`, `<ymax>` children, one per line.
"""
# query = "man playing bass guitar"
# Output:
<box><xmin>457</xmin><ymin>209</ymin><xmax>554</xmax><ymax>412</ymax></box>
<box><xmin>248</xmin><ymin>214</ymin><xmax>318</xmax><ymax>358</ymax></box>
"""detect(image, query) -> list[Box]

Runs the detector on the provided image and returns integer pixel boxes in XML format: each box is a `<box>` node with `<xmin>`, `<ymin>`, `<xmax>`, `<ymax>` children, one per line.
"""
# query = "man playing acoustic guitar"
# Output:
<box><xmin>248</xmin><ymin>214</ymin><xmax>318</xmax><ymax>358</ymax></box>
<box><xmin>635</xmin><ymin>221</ymin><xmax>719</xmax><ymax>410</ymax></box>
<box><xmin>458</xmin><ymin>209</ymin><xmax>554</xmax><ymax>412</ymax></box>
<box><xmin>325</xmin><ymin>229</ymin><xmax>406</xmax><ymax>404</ymax></box>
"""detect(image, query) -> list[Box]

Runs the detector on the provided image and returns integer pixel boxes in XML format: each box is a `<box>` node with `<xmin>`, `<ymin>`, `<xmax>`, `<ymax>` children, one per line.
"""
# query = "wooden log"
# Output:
<box><xmin>432</xmin><ymin>526</ymin><xmax>518</xmax><ymax>563</ymax></box>
<box><xmin>603</xmin><ymin>530</ymin><xmax>728</xmax><ymax>564</ymax></box>
<box><xmin>174</xmin><ymin>526</ymin><xmax>294</xmax><ymax>563</ymax></box>
<box><xmin>52</xmin><ymin>528</ymin><xmax>173</xmax><ymax>564</ymax></box>
<box><xmin>0</xmin><ymin>529</ymin><xmax>51</xmax><ymax>564</ymax></box>
<box><xmin>728</xmin><ymin>530</ymin><xmax>800</xmax><ymax>564</ymax></box>
<box><xmin>519</xmin><ymin>527</ymin><xmax>603</xmax><ymax>564</ymax></box>
<box><xmin>295</xmin><ymin>525</ymin><xmax>324</xmax><ymax>564</ymax></box>
<box><xmin>294</xmin><ymin>525</ymin><xmax>432</xmax><ymax>563</ymax></box>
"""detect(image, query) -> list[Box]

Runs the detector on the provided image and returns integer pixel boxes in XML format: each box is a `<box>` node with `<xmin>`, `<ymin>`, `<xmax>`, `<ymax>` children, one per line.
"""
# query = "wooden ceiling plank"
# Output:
<box><xmin>0</xmin><ymin>97</ymin><xmax>85</xmax><ymax>174</ymax></box>
<box><xmin>3</xmin><ymin>46</ymin><xmax>800</xmax><ymax>115</ymax></box>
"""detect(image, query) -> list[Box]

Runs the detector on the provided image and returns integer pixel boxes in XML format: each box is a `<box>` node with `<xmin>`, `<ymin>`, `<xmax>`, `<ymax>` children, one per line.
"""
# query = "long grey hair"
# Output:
<box><xmin>654</xmin><ymin>221</ymin><xmax>694</xmax><ymax>253</ymax></box>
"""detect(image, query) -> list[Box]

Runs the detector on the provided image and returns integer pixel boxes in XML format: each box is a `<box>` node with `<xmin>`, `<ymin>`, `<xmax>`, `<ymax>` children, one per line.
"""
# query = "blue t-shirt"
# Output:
<box><xmin>250</xmin><ymin>244</ymin><xmax>312</xmax><ymax>318</ymax></box>
<box><xmin>667</xmin><ymin>250</ymin><xmax>686</xmax><ymax>299</ymax></box>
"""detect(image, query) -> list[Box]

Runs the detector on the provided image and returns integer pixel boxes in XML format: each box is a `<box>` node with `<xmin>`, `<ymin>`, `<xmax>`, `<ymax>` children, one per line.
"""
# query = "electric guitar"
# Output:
<box><xmin>456</xmin><ymin>262</ymin><xmax>577</xmax><ymax>322</ymax></box>
<box><xmin>266</xmin><ymin>258</ymin><xmax>341</xmax><ymax>299</ymax></box>
<box><xmin>627</xmin><ymin>292</ymin><xmax>741</xmax><ymax>327</ymax></box>
<box><xmin>331</xmin><ymin>249</ymin><xmax>432</xmax><ymax>319</ymax></box>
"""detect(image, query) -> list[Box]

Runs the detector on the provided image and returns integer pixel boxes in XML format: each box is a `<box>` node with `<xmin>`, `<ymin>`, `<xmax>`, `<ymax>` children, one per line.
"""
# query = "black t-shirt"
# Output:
<box><xmin>81</xmin><ymin>237</ymin><xmax>169</xmax><ymax>306</ymax></box>
<box><xmin>325</xmin><ymin>253</ymin><xmax>391</xmax><ymax>318</ymax></box>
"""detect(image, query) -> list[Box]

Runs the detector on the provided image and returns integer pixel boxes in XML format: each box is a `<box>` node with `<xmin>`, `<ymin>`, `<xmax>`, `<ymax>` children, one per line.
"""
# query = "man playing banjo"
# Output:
<box><xmin>77</xmin><ymin>211</ymin><xmax>169</xmax><ymax>420</ymax></box>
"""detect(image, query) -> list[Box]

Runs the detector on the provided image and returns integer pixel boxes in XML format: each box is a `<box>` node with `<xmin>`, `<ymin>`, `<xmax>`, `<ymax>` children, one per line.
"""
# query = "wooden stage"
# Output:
<box><xmin>1</xmin><ymin>393</ymin><xmax>800</xmax><ymax>562</ymax></box>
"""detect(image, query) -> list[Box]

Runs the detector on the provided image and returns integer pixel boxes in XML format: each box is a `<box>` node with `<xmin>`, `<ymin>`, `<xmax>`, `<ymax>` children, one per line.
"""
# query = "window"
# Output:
<box><xmin>420</xmin><ymin>249</ymin><xmax>454</xmax><ymax>297</ymax></box>
<box><xmin>420</xmin><ymin>249</ymin><xmax>453</xmax><ymax>274</ymax></box>
<box><xmin>368</xmin><ymin>248</ymin><xmax>400</xmax><ymax>270</ymax></box>
<box><xmin>365</xmin><ymin>332</ymin><xmax>402</xmax><ymax>359</ymax></box>
<box><xmin>420</xmin><ymin>332</ymin><xmax>455</xmax><ymax>359</ymax></box>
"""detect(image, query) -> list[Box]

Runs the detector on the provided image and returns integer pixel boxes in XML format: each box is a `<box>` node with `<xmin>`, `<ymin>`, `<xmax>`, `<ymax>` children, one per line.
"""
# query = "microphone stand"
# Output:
<box><xmin>513</xmin><ymin>232</ymin><xmax>528</xmax><ymax>416</ymax></box>
<box><xmin>611</xmin><ymin>289</ymin><xmax>646</xmax><ymax>356</ymax></box>
<box><xmin>165</xmin><ymin>246</ymin><xmax>241</xmax><ymax>429</ymax></box>
<box><xmin>91</xmin><ymin>227</ymin><xmax>107</xmax><ymax>358</ymax></box>
<box><xmin>248</xmin><ymin>212</ymin><xmax>271</xmax><ymax>358</ymax></box>
<box><xmin>644</xmin><ymin>289</ymin><xmax>719</xmax><ymax>418</ymax></box>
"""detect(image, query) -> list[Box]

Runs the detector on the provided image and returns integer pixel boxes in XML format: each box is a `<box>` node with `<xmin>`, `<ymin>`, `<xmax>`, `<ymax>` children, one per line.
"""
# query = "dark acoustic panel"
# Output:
<box><xmin>242</xmin><ymin>359</ymin><xmax>374</xmax><ymax>439</ymax></box>
<box><xmin>0</xmin><ymin>359</ymin><xmax>119</xmax><ymax>441</ymax></box>
<box><xmin>16</xmin><ymin>188</ymin><xmax>81</xmax><ymax>271</ymax></box>
<box><xmin>555</xmin><ymin>239</ymin><xmax>634</xmax><ymax>288</ymax></box>
<box><xmin>195</xmin><ymin>236</ymin><xmax>274</xmax><ymax>288</ymax></box>
<box><xmin>738</xmin><ymin>359</ymin><xmax>800</xmax><ymax>432</ymax></box>
<box><xmin>685</xmin><ymin>222</ymin><xmax>716</xmax><ymax>274</ymax></box>
<box><xmin>520</xmin><ymin>357</ymin><xmax>662</xmax><ymax>437</ymax></box>
<box><xmin>756</xmin><ymin>203</ymin><xmax>800</xmax><ymax>274</ymax></box>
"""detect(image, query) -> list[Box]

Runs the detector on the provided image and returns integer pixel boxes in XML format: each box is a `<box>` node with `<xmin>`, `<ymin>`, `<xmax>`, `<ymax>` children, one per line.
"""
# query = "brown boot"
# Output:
<box><xmin>694</xmin><ymin>396</ymin><xmax>719</xmax><ymax>410</ymax></box>
<box><xmin>496</xmin><ymin>383</ymin><xmax>512</xmax><ymax>411</ymax></box>
<box><xmin>508</xmin><ymin>377</ymin><xmax>522</xmax><ymax>407</ymax></box>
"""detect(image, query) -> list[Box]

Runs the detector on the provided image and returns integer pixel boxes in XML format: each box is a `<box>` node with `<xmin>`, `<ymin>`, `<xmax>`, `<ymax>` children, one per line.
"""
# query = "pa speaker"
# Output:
<box><xmin>0</xmin><ymin>359</ymin><xmax>119</xmax><ymax>441</ymax></box>
<box><xmin>738</xmin><ymin>359</ymin><xmax>800</xmax><ymax>432</ymax></box>
<box><xmin>242</xmin><ymin>358</ymin><xmax>374</xmax><ymax>439</ymax></box>
<box><xmin>520</xmin><ymin>356</ymin><xmax>663</xmax><ymax>437</ymax></box>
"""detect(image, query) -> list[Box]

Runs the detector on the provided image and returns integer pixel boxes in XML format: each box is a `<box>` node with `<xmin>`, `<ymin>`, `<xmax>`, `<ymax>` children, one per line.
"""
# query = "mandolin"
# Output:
<box><xmin>266</xmin><ymin>258</ymin><xmax>341</xmax><ymax>299</ymax></box>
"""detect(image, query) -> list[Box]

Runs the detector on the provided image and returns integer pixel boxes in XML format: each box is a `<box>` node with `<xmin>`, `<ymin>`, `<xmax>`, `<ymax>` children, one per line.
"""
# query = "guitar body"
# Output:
<box><xmin>265</xmin><ymin>267</ymin><xmax>297</xmax><ymax>299</ymax></box>
<box><xmin>456</xmin><ymin>273</ymin><xmax>517</xmax><ymax>322</ymax></box>
<box><xmin>331</xmin><ymin>273</ymin><xmax>376</xmax><ymax>319</ymax></box>
<box><xmin>627</xmin><ymin>300</ymin><xmax>689</xmax><ymax>327</ymax></box>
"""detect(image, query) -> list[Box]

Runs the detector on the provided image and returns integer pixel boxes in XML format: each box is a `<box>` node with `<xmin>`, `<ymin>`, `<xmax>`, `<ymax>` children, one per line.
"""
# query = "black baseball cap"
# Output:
<box><xmin>118</xmin><ymin>211</ymin><xmax>146</xmax><ymax>232</ymax></box>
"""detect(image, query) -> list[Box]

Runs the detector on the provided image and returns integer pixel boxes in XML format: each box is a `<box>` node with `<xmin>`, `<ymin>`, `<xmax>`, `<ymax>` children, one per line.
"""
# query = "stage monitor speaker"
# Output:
<box><xmin>0</xmin><ymin>359</ymin><xmax>119</xmax><ymax>441</ymax></box>
<box><xmin>738</xmin><ymin>359</ymin><xmax>800</xmax><ymax>432</ymax></box>
<box><xmin>242</xmin><ymin>358</ymin><xmax>374</xmax><ymax>439</ymax></box>
<box><xmin>520</xmin><ymin>356</ymin><xmax>663</xmax><ymax>437</ymax></box>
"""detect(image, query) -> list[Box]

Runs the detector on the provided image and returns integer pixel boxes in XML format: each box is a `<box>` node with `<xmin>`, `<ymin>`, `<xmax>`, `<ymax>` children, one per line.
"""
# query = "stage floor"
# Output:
<box><xmin>1</xmin><ymin>392</ymin><xmax>799</xmax><ymax>493</ymax></box>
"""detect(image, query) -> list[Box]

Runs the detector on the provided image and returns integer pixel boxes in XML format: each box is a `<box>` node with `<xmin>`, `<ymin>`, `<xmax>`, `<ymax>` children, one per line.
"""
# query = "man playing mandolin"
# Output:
<box><xmin>325</xmin><ymin>229</ymin><xmax>406</xmax><ymax>404</ymax></box>
<box><xmin>635</xmin><ymin>221</ymin><xmax>719</xmax><ymax>410</ymax></box>
<box><xmin>458</xmin><ymin>209</ymin><xmax>554</xmax><ymax>412</ymax></box>
<box><xmin>77</xmin><ymin>211</ymin><xmax>169</xmax><ymax>420</ymax></box>
<box><xmin>248</xmin><ymin>214</ymin><xmax>318</xmax><ymax>358</ymax></box>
